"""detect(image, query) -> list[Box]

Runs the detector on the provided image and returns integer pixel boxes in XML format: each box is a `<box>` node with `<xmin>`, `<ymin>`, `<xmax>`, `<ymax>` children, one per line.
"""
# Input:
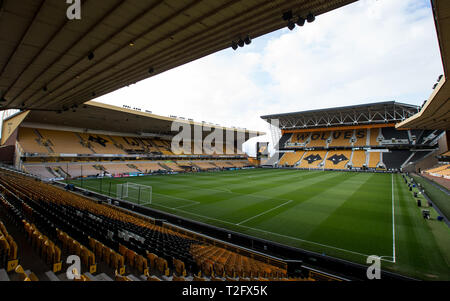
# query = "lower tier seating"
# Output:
<box><xmin>0</xmin><ymin>168</ymin><xmax>289</xmax><ymax>281</ymax></box>
<box><xmin>351</xmin><ymin>151</ymin><xmax>366</xmax><ymax>168</ymax></box>
<box><xmin>23</xmin><ymin>159</ymin><xmax>252</xmax><ymax>180</ymax></box>
<box><xmin>279</xmin><ymin>152</ymin><xmax>304</xmax><ymax>166</ymax></box>
<box><xmin>298</xmin><ymin>151</ymin><xmax>327</xmax><ymax>168</ymax></box>
<box><xmin>382</xmin><ymin>150</ymin><xmax>412</xmax><ymax>170</ymax></box>
<box><xmin>324</xmin><ymin>150</ymin><xmax>352</xmax><ymax>169</ymax></box>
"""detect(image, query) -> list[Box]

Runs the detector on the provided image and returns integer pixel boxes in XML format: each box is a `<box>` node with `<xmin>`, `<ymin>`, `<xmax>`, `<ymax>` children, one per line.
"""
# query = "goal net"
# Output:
<box><xmin>116</xmin><ymin>182</ymin><xmax>152</xmax><ymax>205</ymax></box>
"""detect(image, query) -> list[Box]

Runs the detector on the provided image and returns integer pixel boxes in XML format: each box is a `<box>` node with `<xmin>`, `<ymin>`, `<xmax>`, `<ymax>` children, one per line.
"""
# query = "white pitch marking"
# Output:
<box><xmin>150</xmin><ymin>203</ymin><xmax>394</xmax><ymax>263</ymax></box>
<box><xmin>391</xmin><ymin>173</ymin><xmax>396</xmax><ymax>263</ymax></box>
<box><xmin>236</xmin><ymin>200</ymin><xmax>294</xmax><ymax>225</ymax></box>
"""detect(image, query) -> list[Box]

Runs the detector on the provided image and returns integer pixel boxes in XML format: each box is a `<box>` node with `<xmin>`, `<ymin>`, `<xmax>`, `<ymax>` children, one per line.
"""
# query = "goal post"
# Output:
<box><xmin>116</xmin><ymin>182</ymin><xmax>152</xmax><ymax>205</ymax></box>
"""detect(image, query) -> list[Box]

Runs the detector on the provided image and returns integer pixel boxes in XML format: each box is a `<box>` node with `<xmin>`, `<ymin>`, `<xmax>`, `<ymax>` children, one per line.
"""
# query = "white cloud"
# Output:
<box><xmin>96</xmin><ymin>0</ymin><xmax>443</xmax><ymax>156</ymax></box>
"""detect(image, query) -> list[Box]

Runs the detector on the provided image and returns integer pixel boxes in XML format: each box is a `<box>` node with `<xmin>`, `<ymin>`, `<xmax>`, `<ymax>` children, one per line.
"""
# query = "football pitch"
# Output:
<box><xmin>70</xmin><ymin>168</ymin><xmax>450</xmax><ymax>280</ymax></box>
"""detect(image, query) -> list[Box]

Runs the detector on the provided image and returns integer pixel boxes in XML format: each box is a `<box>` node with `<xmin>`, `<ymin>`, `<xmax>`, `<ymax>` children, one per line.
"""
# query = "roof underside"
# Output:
<box><xmin>11</xmin><ymin>101</ymin><xmax>263</xmax><ymax>139</ymax></box>
<box><xmin>0</xmin><ymin>0</ymin><xmax>356</xmax><ymax>112</ymax></box>
<box><xmin>396</xmin><ymin>0</ymin><xmax>450</xmax><ymax>130</ymax></box>
<box><xmin>261</xmin><ymin>101</ymin><xmax>420</xmax><ymax>130</ymax></box>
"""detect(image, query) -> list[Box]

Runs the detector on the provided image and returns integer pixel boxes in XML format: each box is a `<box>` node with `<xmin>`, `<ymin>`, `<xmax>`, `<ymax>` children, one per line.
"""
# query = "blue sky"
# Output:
<box><xmin>96</xmin><ymin>0</ymin><xmax>443</xmax><ymax>155</ymax></box>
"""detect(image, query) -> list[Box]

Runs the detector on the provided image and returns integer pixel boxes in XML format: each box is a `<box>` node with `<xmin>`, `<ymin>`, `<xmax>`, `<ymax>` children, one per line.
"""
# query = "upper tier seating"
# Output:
<box><xmin>18</xmin><ymin>128</ymin><xmax>53</xmax><ymax>154</ymax></box>
<box><xmin>307</xmin><ymin>132</ymin><xmax>331</xmax><ymax>148</ymax></box>
<box><xmin>290</xmin><ymin>132</ymin><xmax>310</xmax><ymax>145</ymax></box>
<box><xmin>18</xmin><ymin>128</ymin><xmax>179</xmax><ymax>156</ymax></box>
<box><xmin>78</xmin><ymin>133</ymin><xmax>127</xmax><ymax>155</ymax></box>
<box><xmin>381</xmin><ymin>127</ymin><xmax>409</xmax><ymax>141</ymax></box>
<box><xmin>19</xmin><ymin>127</ymin><xmax>244</xmax><ymax>157</ymax></box>
<box><xmin>277</xmin><ymin>133</ymin><xmax>292</xmax><ymax>149</ymax></box>
<box><xmin>352</xmin><ymin>129</ymin><xmax>368</xmax><ymax>147</ymax></box>
<box><xmin>369</xmin><ymin>128</ymin><xmax>381</xmax><ymax>146</ymax></box>
<box><xmin>280</xmin><ymin>126</ymin><xmax>427</xmax><ymax>149</ymax></box>
<box><xmin>328</xmin><ymin>131</ymin><xmax>354</xmax><ymax>147</ymax></box>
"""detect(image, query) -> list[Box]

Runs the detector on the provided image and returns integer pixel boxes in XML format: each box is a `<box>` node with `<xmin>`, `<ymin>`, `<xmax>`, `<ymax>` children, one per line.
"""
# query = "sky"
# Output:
<box><xmin>95</xmin><ymin>0</ymin><xmax>443</xmax><ymax>156</ymax></box>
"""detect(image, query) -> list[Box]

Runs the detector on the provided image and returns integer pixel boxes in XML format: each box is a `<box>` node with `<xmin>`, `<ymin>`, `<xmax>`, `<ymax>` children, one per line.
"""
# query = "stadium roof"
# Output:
<box><xmin>0</xmin><ymin>0</ymin><xmax>356</xmax><ymax>112</ymax></box>
<box><xmin>261</xmin><ymin>101</ymin><xmax>420</xmax><ymax>130</ymax></box>
<box><xmin>396</xmin><ymin>0</ymin><xmax>450</xmax><ymax>130</ymax></box>
<box><xmin>1</xmin><ymin>101</ymin><xmax>263</xmax><ymax>145</ymax></box>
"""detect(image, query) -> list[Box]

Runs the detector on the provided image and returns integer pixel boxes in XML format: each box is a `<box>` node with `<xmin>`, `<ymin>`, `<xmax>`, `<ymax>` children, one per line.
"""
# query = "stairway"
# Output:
<box><xmin>127</xmin><ymin>164</ymin><xmax>141</xmax><ymax>173</ymax></box>
<box><xmin>46</xmin><ymin>167</ymin><xmax>58</xmax><ymax>177</ymax></box>
<box><xmin>158</xmin><ymin>162</ymin><xmax>172</xmax><ymax>171</ymax></box>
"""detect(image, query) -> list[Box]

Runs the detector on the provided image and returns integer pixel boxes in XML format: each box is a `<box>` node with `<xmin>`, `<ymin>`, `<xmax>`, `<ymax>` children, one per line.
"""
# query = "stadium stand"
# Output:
<box><xmin>134</xmin><ymin>163</ymin><xmax>167</xmax><ymax>173</ymax></box>
<box><xmin>369</xmin><ymin>128</ymin><xmax>381</xmax><ymax>146</ymax></box>
<box><xmin>163</xmin><ymin>162</ymin><xmax>184</xmax><ymax>172</ymax></box>
<box><xmin>290</xmin><ymin>132</ymin><xmax>310</xmax><ymax>146</ymax></box>
<box><xmin>192</xmin><ymin>161</ymin><xmax>220</xmax><ymax>171</ymax></box>
<box><xmin>279</xmin><ymin>152</ymin><xmax>304</xmax><ymax>166</ymax></box>
<box><xmin>307</xmin><ymin>132</ymin><xmax>331</xmax><ymax>148</ymax></box>
<box><xmin>383</xmin><ymin>150</ymin><xmax>413</xmax><ymax>170</ymax></box>
<box><xmin>367</xmin><ymin>152</ymin><xmax>382</xmax><ymax>169</ymax></box>
<box><xmin>424</xmin><ymin>164</ymin><xmax>450</xmax><ymax>178</ymax></box>
<box><xmin>0</xmin><ymin>168</ymin><xmax>293</xmax><ymax>281</ymax></box>
<box><xmin>21</xmin><ymin>159</ymin><xmax>252</xmax><ymax>180</ymax></box>
<box><xmin>381</xmin><ymin>127</ymin><xmax>409</xmax><ymax>141</ymax></box>
<box><xmin>329</xmin><ymin>131</ymin><xmax>354</xmax><ymax>147</ymax></box>
<box><xmin>324</xmin><ymin>150</ymin><xmax>352</xmax><ymax>169</ymax></box>
<box><xmin>17</xmin><ymin>128</ymin><xmax>51</xmax><ymax>154</ymax></box>
<box><xmin>407</xmin><ymin>151</ymin><xmax>432</xmax><ymax>165</ymax></box>
<box><xmin>298</xmin><ymin>151</ymin><xmax>327</xmax><ymax>169</ymax></box>
<box><xmin>352</xmin><ymin>129</ymin><xmax>369</xmax><ymax>147</ymax></box>
<box><xmin>2</xmin><ymin>0</ymin><xmax>448</xmax><ymax>284</ymax></box>
<box><xmin>263</xmin><ymin>103</ymin><xmax>444</xmax><ymax>172</ymax></box>
<box><xmin>103</xmin><ymin>164</ymin><xmax>137</xmax><ymax>175</ymax></box>
<box><xmin>0</xmin><ymin>219</ymin><xmax>19</xmax><ymax>273</ymax></box>
<box><xmin>350</xmin><ymin>150</ymin><xmax>367</xmax><ymax>168</ymax></box>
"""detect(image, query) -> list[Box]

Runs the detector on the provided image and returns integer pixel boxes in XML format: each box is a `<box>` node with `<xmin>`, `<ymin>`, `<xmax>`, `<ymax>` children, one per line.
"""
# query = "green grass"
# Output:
<box><xmin>69</xmin><ymin>168</ymin><xmax>450</xmax><ymax>280</ymax></box>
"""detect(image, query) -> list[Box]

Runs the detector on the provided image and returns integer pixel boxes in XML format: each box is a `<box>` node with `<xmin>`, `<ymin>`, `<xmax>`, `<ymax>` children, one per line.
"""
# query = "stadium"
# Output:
<box><xmin>0</xmin><ymin>0</ymin><xmax>449</xmax><ymax>286</ymax></box>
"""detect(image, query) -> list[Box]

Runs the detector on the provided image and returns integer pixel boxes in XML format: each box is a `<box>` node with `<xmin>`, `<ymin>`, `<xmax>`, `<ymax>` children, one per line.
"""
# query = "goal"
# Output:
<box><xmin>116</xmin><ymin>182</ymin><xmax>152</xmax><ymax>205</ymax></box>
